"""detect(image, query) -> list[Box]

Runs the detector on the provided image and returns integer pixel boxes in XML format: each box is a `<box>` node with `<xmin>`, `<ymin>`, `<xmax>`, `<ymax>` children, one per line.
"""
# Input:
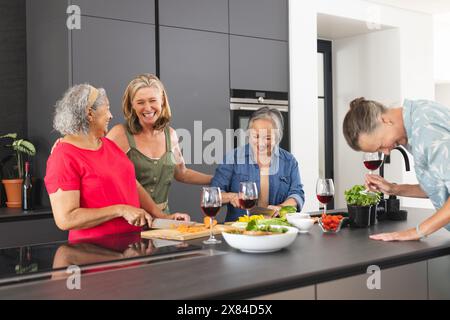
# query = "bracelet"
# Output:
<box><xmin>416</xmin><ymin>223</ymin><xmax>427</xmax><ymax>240</ymax></box>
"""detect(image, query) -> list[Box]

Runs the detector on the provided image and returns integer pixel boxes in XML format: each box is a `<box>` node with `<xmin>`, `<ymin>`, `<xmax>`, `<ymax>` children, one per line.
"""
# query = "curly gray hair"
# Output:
<box><xmin>53</xmin><ymin>84</ymin><xmax>108</xmax><ymax>135</ymax></box>
<box><xmin>248</xmin><ymin>106</ymin><xmax>284</xmax><ymax>145</ymax></box>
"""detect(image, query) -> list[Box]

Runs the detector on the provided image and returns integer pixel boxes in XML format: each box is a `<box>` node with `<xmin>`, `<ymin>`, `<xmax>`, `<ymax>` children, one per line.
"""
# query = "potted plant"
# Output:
<box><xmin>344</xmin><ymin>185</ymin><xmax>381</xmax><ymax>228</ymax></box>
<box><xmin>1</xmin><ymin>133</ymin><xmax>36</xmax><ymax>208</ymax></box>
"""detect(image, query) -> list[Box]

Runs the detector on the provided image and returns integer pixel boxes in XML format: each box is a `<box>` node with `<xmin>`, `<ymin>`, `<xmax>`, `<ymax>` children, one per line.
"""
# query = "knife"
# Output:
<box><xmin>150</xmin><ymin>218</ymin><xmax>197</xmax><ymax>229</ymax></box>
<box><xmin>249</xmin><ymin>206</ymin><xmax>276</xmax><ymax>216</ymax></box>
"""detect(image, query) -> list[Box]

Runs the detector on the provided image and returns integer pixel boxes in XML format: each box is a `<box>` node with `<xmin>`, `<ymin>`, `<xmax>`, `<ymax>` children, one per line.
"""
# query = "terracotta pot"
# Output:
<box><xmin>2</xmin><ymin>179</ymin><xmax>23</xmax><ymax>208</ymax></box>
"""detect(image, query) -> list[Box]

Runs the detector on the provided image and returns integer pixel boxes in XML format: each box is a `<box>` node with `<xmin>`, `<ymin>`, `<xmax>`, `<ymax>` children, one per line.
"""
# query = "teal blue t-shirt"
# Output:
<box><xmin>403</xmin><ymin>99</ymin><xmax>450</xmax><ymax>230</ymax></box>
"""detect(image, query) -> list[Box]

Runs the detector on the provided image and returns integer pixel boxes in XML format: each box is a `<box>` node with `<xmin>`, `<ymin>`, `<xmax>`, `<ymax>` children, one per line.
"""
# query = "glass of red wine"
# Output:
<box><xmin>201</xmin><ymin>187</ymin><xmax>222</xmax><ymax>245</ymax></box>
<box><xmin>316</xmin><ymin>178</ymin><xmax>335</xmax><ymax>216</ymax></box>
<box><xmin>363</xmin><ymin>152</ymin><xmax>385</xmax><ymax>175</ymax></box>
<box><xmin>239</xmin><ymin>182</ymin><xmax>258</xmax><ymax>217</ymax></box>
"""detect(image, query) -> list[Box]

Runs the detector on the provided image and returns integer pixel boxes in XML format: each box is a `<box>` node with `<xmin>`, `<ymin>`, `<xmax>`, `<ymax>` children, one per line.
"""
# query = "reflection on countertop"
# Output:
<box><xmin>0</xmin><ymin>232</ymin><xmax>202</xmax><ymax>286</ymax></box>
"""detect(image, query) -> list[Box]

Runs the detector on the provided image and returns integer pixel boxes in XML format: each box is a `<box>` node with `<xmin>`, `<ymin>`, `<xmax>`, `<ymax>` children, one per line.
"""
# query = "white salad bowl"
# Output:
<box><xmin>287</xmin><ymin>217</ymin><xmax>315</xmax><ymax>233</ymax></box>
<box><xmin>286</xmin><ymin>212</ymin><xmax>311</xmax><ymax>222</ymax></box>
<box><xmin>221</xmin><ymin>226</ymin><xmax>298</xmax><ymax>253</ymax></box>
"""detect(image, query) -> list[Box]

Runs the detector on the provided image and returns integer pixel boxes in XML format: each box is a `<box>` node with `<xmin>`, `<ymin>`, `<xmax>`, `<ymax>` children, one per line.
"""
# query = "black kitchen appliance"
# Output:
<box><xmin>230</xmin><ymin>89</ymin><xmax>290</xmax><ymax>151</ymax></box>
<box><xmin>378</xmin><ymin>146</ymin><xmax>411</xmax><ymax>221</ymax></box>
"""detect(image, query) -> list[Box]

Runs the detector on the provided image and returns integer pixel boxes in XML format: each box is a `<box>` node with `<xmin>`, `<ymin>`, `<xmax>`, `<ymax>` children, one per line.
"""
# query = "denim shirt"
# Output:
<box><xmin>211</xmin><ymin>144</ymin><xmax>305</xmax><ymax>222</ymax></box>
<box><xmin>403</xmin><ymin>99</ymin><xmax>450</xmax><ymax>230</ymax></box>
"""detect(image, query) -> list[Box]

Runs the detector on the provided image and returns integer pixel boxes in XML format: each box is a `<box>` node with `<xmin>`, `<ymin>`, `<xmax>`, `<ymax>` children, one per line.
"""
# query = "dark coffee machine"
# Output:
<box><xmin>377</xmin><ymin>146</ymin><xmax>410</xmax><ymax>221</ymax></box>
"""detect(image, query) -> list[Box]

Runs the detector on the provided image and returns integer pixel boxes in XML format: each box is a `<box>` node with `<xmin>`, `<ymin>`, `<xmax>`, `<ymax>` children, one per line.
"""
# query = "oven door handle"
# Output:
<box><xmin>230</xmin><ymin>104</ymin><xmax>288</xmax><ymax>112</ymax></box>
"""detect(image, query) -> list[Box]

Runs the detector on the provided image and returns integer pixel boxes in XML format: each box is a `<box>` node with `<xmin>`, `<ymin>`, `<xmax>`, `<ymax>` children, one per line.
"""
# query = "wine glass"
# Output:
<box><xmin>239</xmin><ymin>182</ymin><xmax>258</xmax><ymax>217</ymax></box>
<box><xmin>363</xmin><ymin>152</ymin><xmax>385</xmax><ymax>175</ymax></box>
<box><xmin>316</xmin><ymin>178</ymin><xmax>335</xmax><ymax>216</ymax></box>
<box><xmin>201</xmin><ymin>187</ymin><xmax>222</xmax><ymax>245</ymax></box>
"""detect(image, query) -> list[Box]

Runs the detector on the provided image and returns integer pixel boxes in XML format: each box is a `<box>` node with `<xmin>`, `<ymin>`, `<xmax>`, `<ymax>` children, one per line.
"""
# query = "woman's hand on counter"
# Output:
<box><xmin>370</xmin><ymin>228</ymin><xmax>420</xmax><ymax>241</ymax></box>
<box><xmin>169</xmin><ymin>213</ymin><xmax>191</xmax><ymax>221</ymax></box>
<box><xmin>119</xmin><ymin>205</ymin><xmax>153</xmax><ymax>227</ymax></box>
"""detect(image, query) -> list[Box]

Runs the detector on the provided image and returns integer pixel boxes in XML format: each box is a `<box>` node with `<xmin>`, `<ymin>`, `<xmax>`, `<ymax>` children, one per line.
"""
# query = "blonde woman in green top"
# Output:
<box><xmin>108</xmin><ymin>74</ymin><xmax>212</xmax><ymax>214</ymax></box>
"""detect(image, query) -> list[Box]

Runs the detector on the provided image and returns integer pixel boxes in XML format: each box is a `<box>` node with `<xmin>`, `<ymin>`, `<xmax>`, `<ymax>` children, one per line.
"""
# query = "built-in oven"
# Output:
<box><xmin>230</xmin><ymin>89</ymin><xmax>290</xmax><ymax>151</ymax></box>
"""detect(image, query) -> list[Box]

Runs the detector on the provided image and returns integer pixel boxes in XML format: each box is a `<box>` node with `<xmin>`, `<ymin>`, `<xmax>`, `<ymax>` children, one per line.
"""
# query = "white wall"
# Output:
<box><xmin>436</xmin><ymin>84</ymin><xmax>450</xmax><ymax>106</ymax></box>
<box><xmin>289</xmin><ymin>0</ymin><xmax>435</xmax><ymax>212</ymax></box>
<box><xmin>333</xmin><ymin>28</ymin><xmax>402</xmax><ymax>207</ymax></box>
<box><xmin>434</xmin><ymin>13</ymin><xmax>450</xmax><ymax>83</ymax></box>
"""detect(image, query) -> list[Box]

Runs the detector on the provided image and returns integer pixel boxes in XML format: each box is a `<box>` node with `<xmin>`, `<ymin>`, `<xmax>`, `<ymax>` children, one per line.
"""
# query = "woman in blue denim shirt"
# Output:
<box><xmin>211</xmin><ymin>107</ymin><xmax>305</xmax><ymax>222</ymax></box>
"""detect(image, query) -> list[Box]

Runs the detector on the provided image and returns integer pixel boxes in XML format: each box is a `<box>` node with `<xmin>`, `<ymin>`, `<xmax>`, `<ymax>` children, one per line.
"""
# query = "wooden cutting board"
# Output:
<box><xmin>141</xmin><ymin>224</ymin><xmax>235</xmax><ymax>241</ymax></box>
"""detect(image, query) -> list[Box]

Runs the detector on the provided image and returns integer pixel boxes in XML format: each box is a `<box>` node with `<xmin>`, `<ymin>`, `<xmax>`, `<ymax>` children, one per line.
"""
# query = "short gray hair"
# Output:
<box><xmin>248</xmin><ymin>106</ymin><xmax>284</xmax><ymax>145</ymax></box>
<box><xmin>53</xmin><ymin>84</ymin><xmax>108</xmax><ymax>135</ymax></box>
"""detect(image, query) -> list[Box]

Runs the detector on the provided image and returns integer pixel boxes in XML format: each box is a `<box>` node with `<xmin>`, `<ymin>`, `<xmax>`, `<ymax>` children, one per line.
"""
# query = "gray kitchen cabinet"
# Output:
<box><xmin>26</xmin><ymin>0</ymin><xmax>71</xmax><ymax>206</ymax></box>
<box><xmin>72</xmin><ymin>0</ymin><xmax>155</xmax><ymax>24</ymax></box>
<box><xmin>229</xmin><ymin>0</ymin><xmax>288</xmax><ymax>41</ymax></box>
<box><xmin>72</xmin><ymin>16</ymin><xmax>156</xmax><ymax>128</ymax></box>
<box><xmin>428</xmin><ymin>255</ymin><xmax>450</xmax><ymax>300</ymax></box>
<box><xmin>159</xmin><ymin>26</ymin><xmax>229</xmax><ymax>221</ymax></box>
<box><xmin>317</xmin><ymin>261</ymin><xmax>428</xmax><ymax>300</ymax></box>
<box><xmin>159</xmin><ymin>0</ymin><xmax>228</xmax><ymax>33</ymax></box>
<box><xmin>252</xmin><ymin>286</ymin><xmax>315</xmax><ymax>300</ymax></box>
<box><xmin>230</xmin><ymin>35</ymin><xmax>288</xmax><ymax>92</ymax></box>
<box><xmin>0</xmin><ymin>219</ymin><xmax>67</xmax><ymax>248</ymax></box>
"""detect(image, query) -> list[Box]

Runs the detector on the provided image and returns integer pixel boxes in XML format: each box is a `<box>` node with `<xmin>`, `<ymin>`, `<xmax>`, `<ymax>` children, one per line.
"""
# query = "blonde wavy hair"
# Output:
<box><xmin>122</xmin><ymin>74</ymin><xmax>172</xmax><ymax>134</ymax></box>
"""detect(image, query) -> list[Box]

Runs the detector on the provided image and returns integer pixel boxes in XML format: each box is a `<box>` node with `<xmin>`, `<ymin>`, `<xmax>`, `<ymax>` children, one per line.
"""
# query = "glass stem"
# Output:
<box><xmin>246</xmin><ymin>209</ymin><xmax>250</xmax><ymax>217</ymax></box>
<box><xmin>324</xmin><ymin>203</ymin><xmax>327</xmax><ymax>216</ymax></box>
<box><xmin>210</xmin><ymin>217</ymin><xmax>214</xmax><ymax>240</ymax></box>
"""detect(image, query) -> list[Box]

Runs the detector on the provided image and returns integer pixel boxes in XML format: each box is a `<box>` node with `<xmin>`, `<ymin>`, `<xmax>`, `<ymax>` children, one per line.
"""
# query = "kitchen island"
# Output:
<box><xmin>0</xmin><ymin>207</ymin><xmax>449</xmax><ymax>300</ymax></box>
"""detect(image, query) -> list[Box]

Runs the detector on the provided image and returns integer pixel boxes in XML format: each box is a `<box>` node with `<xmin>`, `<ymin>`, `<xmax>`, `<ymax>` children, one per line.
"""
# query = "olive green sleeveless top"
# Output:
<box><xmin>125</xmin><ymin>127</ymin><xmax>176</xmax><ymax>214</ymax></box>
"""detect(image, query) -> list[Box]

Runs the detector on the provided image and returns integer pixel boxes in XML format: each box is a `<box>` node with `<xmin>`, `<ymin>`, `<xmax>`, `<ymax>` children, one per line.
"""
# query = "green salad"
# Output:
<box><xmin>246</xmin><ymin>220</ymin><xmax>288</xmax><ymax>233</ymax></box>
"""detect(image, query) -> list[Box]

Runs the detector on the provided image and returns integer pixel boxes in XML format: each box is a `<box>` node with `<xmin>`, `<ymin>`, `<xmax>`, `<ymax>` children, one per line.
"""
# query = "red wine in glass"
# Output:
<box><xmin>239</xmin><ymin>182</ymin><xmax>258</xmax><ymax>217</ymax></box>
<box><xmin>363</xmin><ymin>152</ymin><xmax>384</xmax><ymax>175</ymax></box>
<box><xmin>363</xmin><ymin>160</ymin><xmax>383</xmax><ymax>171</ymax></box>
<box><xmin>239</xmin><ymin>198</ymin><xmax>257</xmax><ymax>210</ymax></box>
<box><xmin>316</xmin><ymin>178</ymin><xmax>335</xmax><ymax>215</ymax></box>
<box><xmin>316</xmin><ymin>194</ymin><xmax>333</xmax><ymax>205</ymax></box>
<box><xmin>201</xmin><ymin>187</ymin><xmax>222</xmax><ymax>245</ymax></box>
<box><xmin>201</xmin><ymin>206</ymin><xmax>221</xmax><ymax>217</ymax></box>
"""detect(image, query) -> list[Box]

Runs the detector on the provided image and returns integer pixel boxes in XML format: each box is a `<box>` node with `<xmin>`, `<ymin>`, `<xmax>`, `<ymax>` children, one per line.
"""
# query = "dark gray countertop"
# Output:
<box><xmin>0</xmin><ymin>207</ymin><xmax>449</xmax><ymax>299</ymax></box>
<box><xmin>0</xmin><ymin>207</ymin><xmax>52</xmax><ymax>222</ymax></box>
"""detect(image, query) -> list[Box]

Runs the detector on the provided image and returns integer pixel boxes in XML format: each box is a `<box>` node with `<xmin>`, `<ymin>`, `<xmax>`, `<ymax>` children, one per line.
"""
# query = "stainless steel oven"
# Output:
<box><xmin>230</xmin><ymin>89</ymin><xmax>290</xmax><ymax>151</ymax></box>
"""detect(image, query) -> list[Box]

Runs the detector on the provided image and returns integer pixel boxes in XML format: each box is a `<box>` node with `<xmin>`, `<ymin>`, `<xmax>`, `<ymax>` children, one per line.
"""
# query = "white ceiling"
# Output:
<box><xmin>317</xmin><ymin>13</ymin><xmax>392</xmax><ymax>40</ymax></box>
<box><xmin>368</xmin><ymin>0</ymin><xmax>450</xmax><ymax>15</ymax></box>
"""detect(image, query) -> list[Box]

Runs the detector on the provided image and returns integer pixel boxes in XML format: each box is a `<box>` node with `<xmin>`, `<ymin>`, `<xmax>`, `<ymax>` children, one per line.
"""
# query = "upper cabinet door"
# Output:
<box><xmin>159</xmin><ymin>0</ymin><xmax>228</xmax><ymax>33</ymax></box>
<box><xmin>72</xmin><ymin>17</ymin><xmax>156</xmax><ymax>127</ymax></box>
<box><xmin>229</xmin><ymin>0</ymin><xmax>288</xmax><ymax>41</ymax></box>
<box><xmin>72</xmin><ymin>0</ymin><xmax>155</xmax><ymax>24</ymax></box>
<box><xmin>230</xmin><ymin>35</ymin><xmax>288</xmax><ymax>92</ymax></box>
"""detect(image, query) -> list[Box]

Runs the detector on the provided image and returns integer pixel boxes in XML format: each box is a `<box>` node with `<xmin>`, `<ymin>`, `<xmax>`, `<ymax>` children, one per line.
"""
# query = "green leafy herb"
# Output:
<box><xmin>344</xmin><ymin>185</ymin><xmax>381</xmax><ymax>206</ymax></box>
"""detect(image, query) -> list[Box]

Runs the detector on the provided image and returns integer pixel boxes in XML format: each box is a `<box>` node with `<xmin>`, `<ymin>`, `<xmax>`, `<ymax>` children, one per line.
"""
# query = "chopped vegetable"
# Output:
<box><xmin>279</xmin><ymin>206</ymin><xmax>297</xmax><ymax>218</ymax></box>
<box><xmin>257</xmin><ymin>217</ymin><xmax>291</xmax><ymax>227</ymax></box>
<box><xmin>176</xmin><ymin>225</ymin><xmax>208</xmax><ymax>233</ymax></box>
<box><xmin>245</xmin><ymin>220</ymin><xmax>288</xmax><ymax>233</ymax></box>
<box><xmin>203</xmin><ymin>217</ymin><xmax>217</xmax><ymax>228</ymax></box>
<box><xmin>320</xmin><ymin>214</ymin><xmax>344</xmax><ymax>231</ymax></box>
<box><xmin>237</xmin><ymin>215</ymin><xmax>264</xmax><ymax>223</ymax></box>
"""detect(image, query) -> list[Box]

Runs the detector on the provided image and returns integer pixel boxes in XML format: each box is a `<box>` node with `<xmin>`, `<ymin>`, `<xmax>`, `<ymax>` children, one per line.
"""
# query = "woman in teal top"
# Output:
<box><xmin>343</xmin><ymin>97</ymin><xmax>450</xmax><ymax>241</ymax></box>
<box><xmin>108</xmin><ymin>74</ymin><xmax>212</xmax><ymax>213</ymax></box>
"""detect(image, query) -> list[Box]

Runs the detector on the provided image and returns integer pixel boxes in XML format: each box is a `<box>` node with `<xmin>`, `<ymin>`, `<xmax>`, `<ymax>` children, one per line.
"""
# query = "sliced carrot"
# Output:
<box><xmin>204</xmin><ymin>216</ymin><xmax>218</xmax><ymax>228</ymax></box>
